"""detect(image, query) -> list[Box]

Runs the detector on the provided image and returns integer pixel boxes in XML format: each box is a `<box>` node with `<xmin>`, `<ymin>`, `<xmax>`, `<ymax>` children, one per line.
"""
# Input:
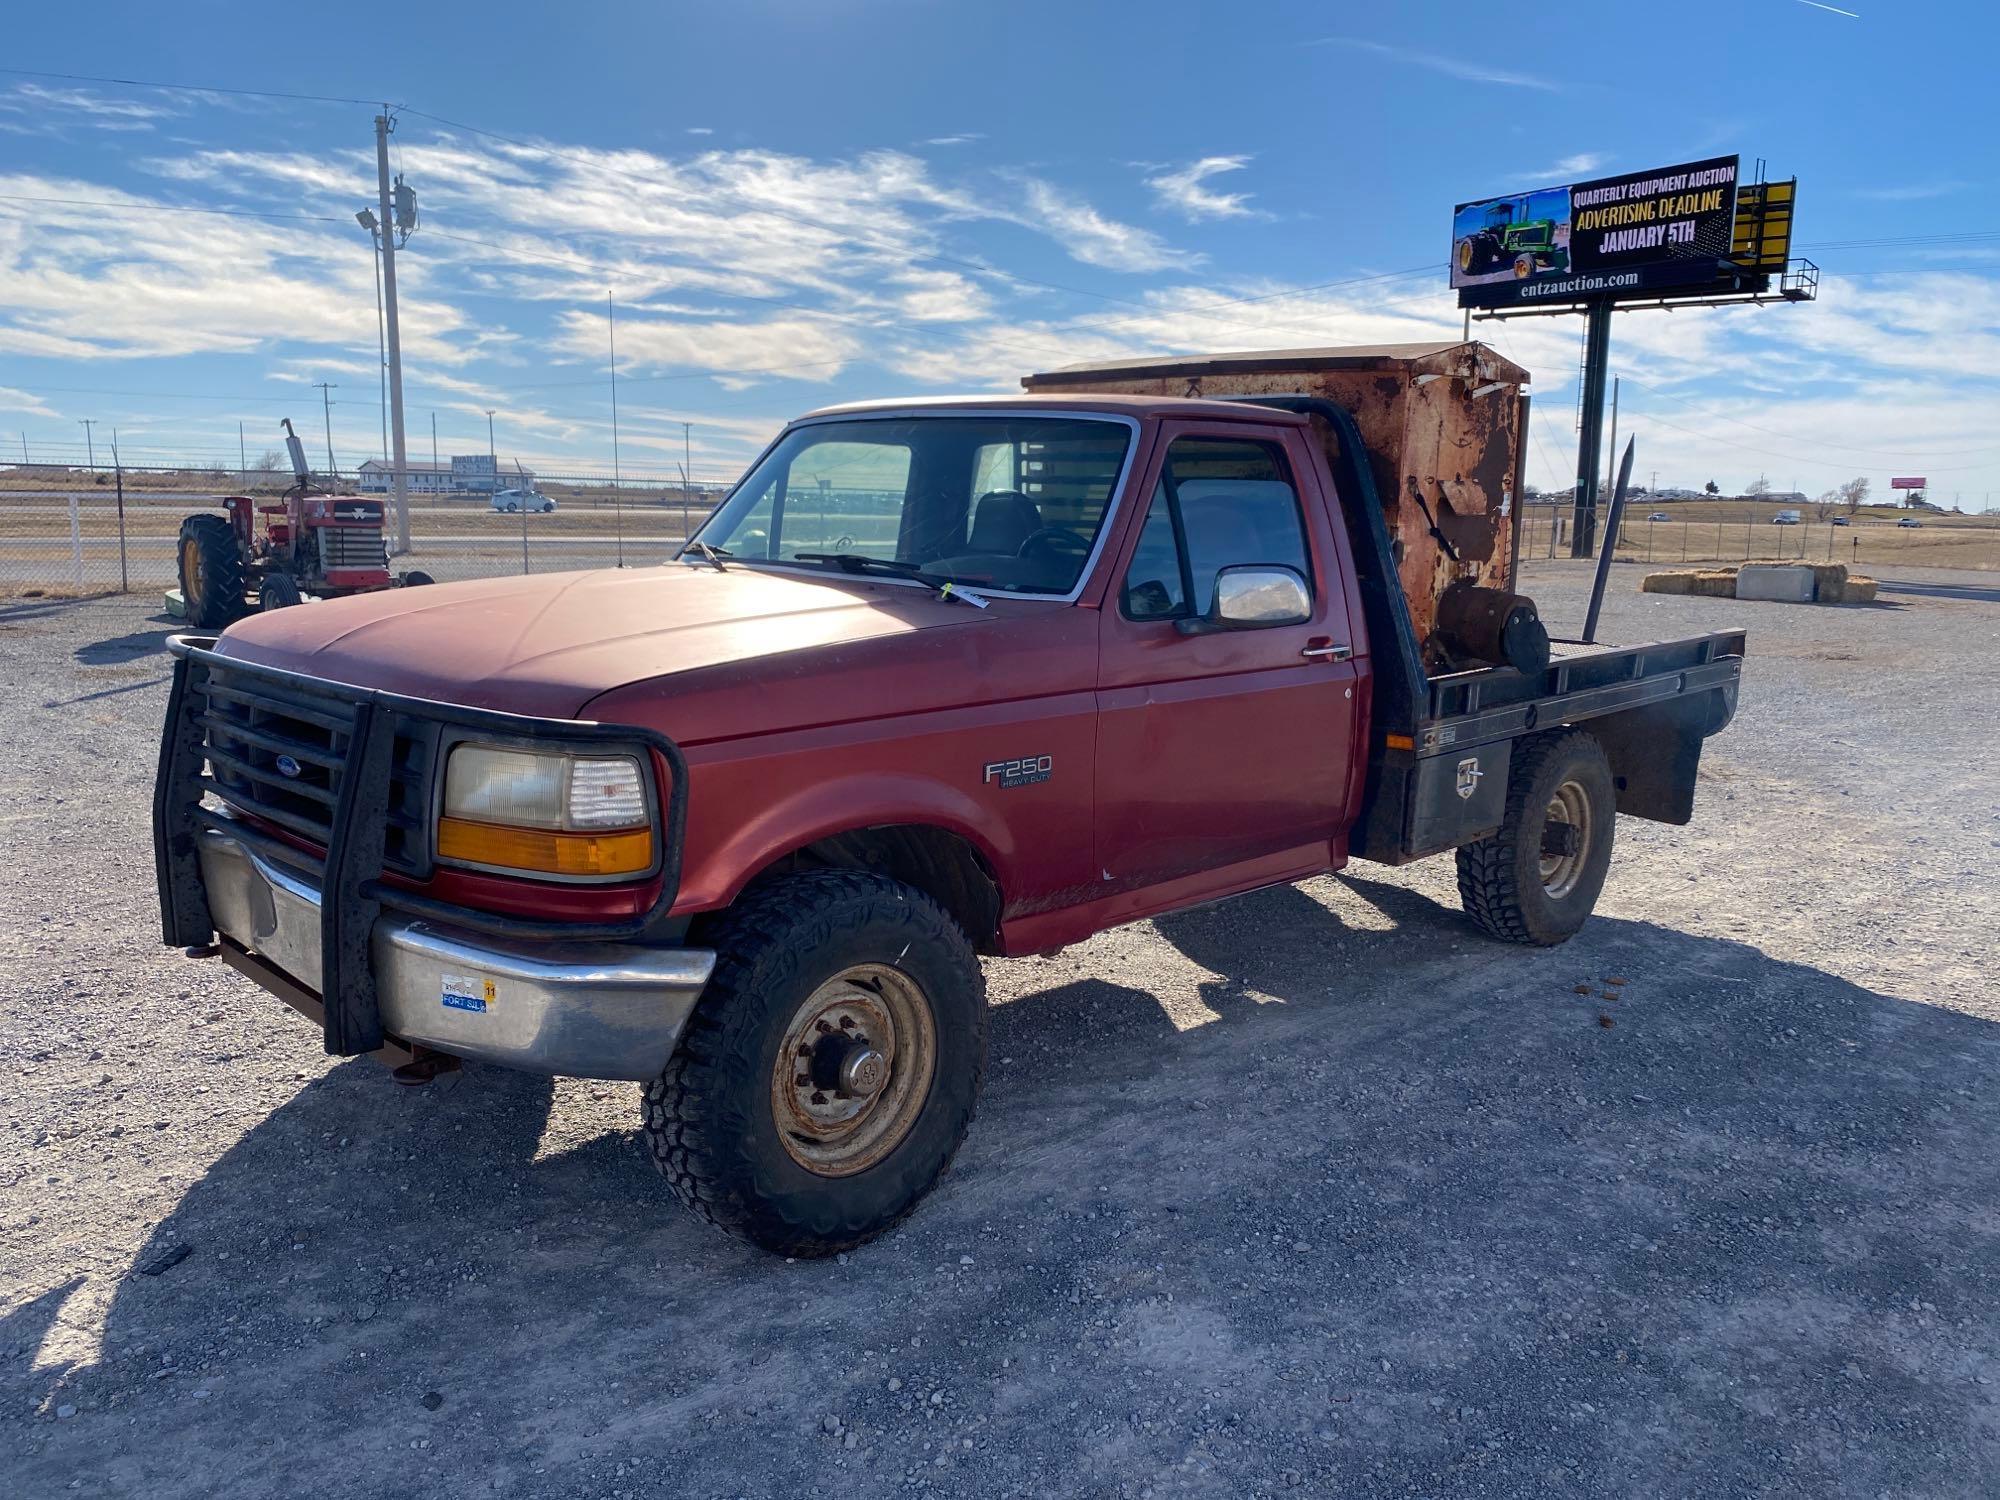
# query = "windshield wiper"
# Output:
<box><xmin>681</xmin><ymin>541</ymin><xmax>731</xmax><ymax>571</ymax></box>
<box><xmin>791</xmin><ymin>552</ymin><xmax>991</xmax><ymax>608</ymax></box>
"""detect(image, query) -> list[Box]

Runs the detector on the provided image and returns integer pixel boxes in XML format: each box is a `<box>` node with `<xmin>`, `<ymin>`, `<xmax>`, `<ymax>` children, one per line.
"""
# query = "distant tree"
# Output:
<box><xmin>1745</xmin><ymin>474</ymin><xmax>1773</xmax><ymax>498</ymax></box>
<box><xmin>1704</xmin><ymin>479</ymin><xmax>1720</xmax><ymax>496</ymax></box>
<box><xmin>1837</xmin><ymin>476</ymin><xmax>1869</xmax><ymax>516</ymax></box>
<box><xmin>255</xmin><ymin>448</ymin><xmax>284</xmax><ymax>472</ymax></box>
<box><xmin>1811</xmin><ymin>488</ymin><xmax>1841</xmax><ymax>522</ymax></box>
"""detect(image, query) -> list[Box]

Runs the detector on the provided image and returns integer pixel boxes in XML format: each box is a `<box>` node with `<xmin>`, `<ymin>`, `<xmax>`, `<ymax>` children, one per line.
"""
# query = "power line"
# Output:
<box><xmin>1619</xmin><ymin>376</ymin><xmax>2000</xmax><ymax>459</ymax></box>
<box><xmin>0</xmin><ymin>66</ymin><xmax>387</xmax><ymax>109</ymax></box>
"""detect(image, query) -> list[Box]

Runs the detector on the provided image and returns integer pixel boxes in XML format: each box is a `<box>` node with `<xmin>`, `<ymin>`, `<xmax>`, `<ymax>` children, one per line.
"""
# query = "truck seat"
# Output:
<box><xmin>967</xmin><ymin>491</ymin><xmax>1042</xmax><ymax>554</ymax></box>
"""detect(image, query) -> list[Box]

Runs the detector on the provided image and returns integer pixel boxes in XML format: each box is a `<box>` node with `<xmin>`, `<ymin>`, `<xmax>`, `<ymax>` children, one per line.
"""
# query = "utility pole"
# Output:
<box><xmin>683</xmin><ymin>420</ymin><xmax>692</xmax><ymax>501</ymax></box>
<box><xmin>1602</xmin><ymin>376</ymin><xmax>1619</xmax><ymax>521</ymax></box>
<box><xmin>314</xmin><ymin>382</ymin><xmax>338</xmax><ymax>472</ymax></box>
<box><xmin>79</xmin><ymin>419</ymin><xmax>96</xmax><ymax>471</ymax></box>
<box><xmin>239</xmin><ymin>421</ymin><xmax>248</xmax><ymax>487</ymax></box>
<box><xmin>375</xmin><ymin>112</ymin><xmax>412</xmax><ymax>555</ymax></box>
<box><xmin>609</xmin><ymin>292</ymin><xmax>624</xmax><ymax>566</ymax></box>
<box><xmin>1571</xmin><ymin>302</ymin><xmax>1612</xmax><ymax>557</ymax></box>
<box><xmin>430</xmin><ymin>411</ymin><xmax>438</xmax><ymax>470</ymax></box>
<box><xmin>362</xmin><ymin>214</ymin><xmax>388</xmax><ymax>464</ymax></box>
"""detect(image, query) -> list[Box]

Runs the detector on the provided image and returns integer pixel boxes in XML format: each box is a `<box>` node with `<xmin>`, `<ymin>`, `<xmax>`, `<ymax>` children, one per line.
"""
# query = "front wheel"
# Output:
<box><xmin>642</xmin><ymin>870</ymin><xmax>987</xmax><ymax>1256</ymax></box>
<box><xmin>1456</xmin><ymin>730</ymin><xmax>1616</xmax><ymax>945</ymax></box>
<box><xmin>259</xmin><ymin>574</ymin><xmax>303</xmax><ymax>612</ymax></box>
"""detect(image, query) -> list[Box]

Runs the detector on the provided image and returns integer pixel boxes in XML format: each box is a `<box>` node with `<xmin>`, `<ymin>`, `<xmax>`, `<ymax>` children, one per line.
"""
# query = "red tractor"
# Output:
<box><xmin>175</xmin><ymin>419</ymin><xmax>432</xmax><ymax>628</ymax></box>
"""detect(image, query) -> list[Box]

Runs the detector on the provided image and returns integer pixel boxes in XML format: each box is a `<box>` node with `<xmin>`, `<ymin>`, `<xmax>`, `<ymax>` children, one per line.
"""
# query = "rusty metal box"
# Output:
<box><xmin>1024</xmin><ymin>341</ymin><xmax>1532</xmax><ymax>664</ymax></box>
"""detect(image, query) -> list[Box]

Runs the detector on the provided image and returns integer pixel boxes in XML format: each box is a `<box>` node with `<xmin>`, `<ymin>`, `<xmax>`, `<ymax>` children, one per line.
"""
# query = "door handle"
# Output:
<box><xmin>1301</xmin><ymin>642</ymin><xmax>1353</xmax><ymax>661</ymax></box>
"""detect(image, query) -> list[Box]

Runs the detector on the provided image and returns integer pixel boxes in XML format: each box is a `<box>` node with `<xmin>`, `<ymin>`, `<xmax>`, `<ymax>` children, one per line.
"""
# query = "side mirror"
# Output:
<box><xmin>1175</xmin><ymin>565</ymin><xmax>1311</xmax><ymax>635</ymax></box>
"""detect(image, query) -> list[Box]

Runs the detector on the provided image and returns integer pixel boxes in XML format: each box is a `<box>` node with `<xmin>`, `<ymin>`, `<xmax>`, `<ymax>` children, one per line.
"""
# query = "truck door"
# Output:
<box><xmin>1093</xmin><ymin>422</ymin><xmax>1362</xmax><ymax>897</ymax></box>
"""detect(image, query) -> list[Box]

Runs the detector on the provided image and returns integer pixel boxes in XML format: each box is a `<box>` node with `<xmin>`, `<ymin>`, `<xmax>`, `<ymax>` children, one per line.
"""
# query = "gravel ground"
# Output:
<box><xmin>3</xmin><ymin>562</ymin><xmax>1997</xmax><ymax>1499</ymax></box>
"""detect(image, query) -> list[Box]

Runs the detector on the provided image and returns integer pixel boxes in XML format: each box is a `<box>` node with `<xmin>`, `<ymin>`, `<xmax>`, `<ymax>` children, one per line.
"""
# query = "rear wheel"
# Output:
<box><xmin>177</xmin><ymin>514</ymin><xmax>245</xmax><ymax>629</ymax></box>
<box><xmin>399</xmin><ymin>569</ymin><xmax>435</xmax><ymax>587</ymax></box>
<box><xmin>1456</xmin><ymin>730</ymin><xmax>1616</xmax><ymax>946</ymax></box>
<box><xmin>258</xmin><ymin>574</ymin><xmax>303</xmax><ymax>611</ymax></box>
<box><xmin>642</xmin><ymin>870</ymin><xmax>987</xmax><ymax>1257</ymax></box>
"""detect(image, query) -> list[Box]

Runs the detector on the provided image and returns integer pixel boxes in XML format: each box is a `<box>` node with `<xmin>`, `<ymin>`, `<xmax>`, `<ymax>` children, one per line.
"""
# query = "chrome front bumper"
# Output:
<box><xmin>197</xmin><ymin>828</ymin><xmax>715</xmax><ymax>1081</ymax></box>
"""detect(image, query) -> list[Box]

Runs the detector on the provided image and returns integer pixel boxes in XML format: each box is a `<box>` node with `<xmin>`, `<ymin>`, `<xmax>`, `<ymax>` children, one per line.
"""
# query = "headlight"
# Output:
<box><xmin>437</xmin><ymin>745</ymin><xmax>654</xmax><ymax>879</ymax></box>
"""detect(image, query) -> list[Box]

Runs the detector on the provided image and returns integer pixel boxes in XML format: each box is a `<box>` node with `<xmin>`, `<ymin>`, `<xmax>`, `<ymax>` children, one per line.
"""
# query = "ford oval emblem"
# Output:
<box><xmin>274</xmin><ymin>754</ymin><xmax>302</xmax><ymax>779</ymax></box>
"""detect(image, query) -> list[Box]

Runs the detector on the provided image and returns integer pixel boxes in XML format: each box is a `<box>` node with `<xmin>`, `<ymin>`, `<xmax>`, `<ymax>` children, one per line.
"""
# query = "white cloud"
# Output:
<box><xmin>1021</xmin><ymin>180</ymin><xmax>1198</xmax><ymax>273</ymax></box>
<box><xmin>1146</xmin><ymin>156</ymin><xmax>1261</xmax><ymax>222</ymax></box>
<box><xmin>0</xmin><ymin>83</ymin><xmax>185</xmax><ymax>132</ymax></box>
<box><xmin>685</xmin><ymin>127</ymin><xmax>714</xmax><ymax>136</ymax></box>
<box><xmin>1313</xmin><ymin>38</ymin><xmax>1561</xmax><ymax>92</ymax></box>
<box><xmin>1525</xmin><ymin>153</ymin><xmax>1609</xmax><ymax>182</ymax></box>
<box><xmin>0</xmin><ymin>384</ymin><xmax>59</xmax><ymax>418</ymax></box>
<box><xmin>922</xmin><ymin>134</ymin><xmax>985</xmax><ymax>147</ymax></box>
<box><xmin>555</xmin><ymin>307</ymin><xmax>864</xmax><ymax>383</ymax></box>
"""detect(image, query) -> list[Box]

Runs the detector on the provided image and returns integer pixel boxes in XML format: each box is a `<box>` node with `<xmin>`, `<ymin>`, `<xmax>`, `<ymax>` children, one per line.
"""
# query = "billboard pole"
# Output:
<box><xmin>1571</xmin><ymin>300</ymin><xmax>1613</xmax><ymax>557</ymax></box>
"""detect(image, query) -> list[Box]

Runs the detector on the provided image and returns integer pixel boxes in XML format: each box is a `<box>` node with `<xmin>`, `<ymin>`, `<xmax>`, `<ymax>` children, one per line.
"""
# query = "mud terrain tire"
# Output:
<box><xmin>642</xmin><ymin>870</ymin><xmax>987</xmax><ymax>1256</ymax></box>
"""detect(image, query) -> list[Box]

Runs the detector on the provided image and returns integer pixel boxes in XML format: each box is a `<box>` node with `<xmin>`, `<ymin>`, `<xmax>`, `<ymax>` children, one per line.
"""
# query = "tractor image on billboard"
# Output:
<box><xmin>1455</xmin><ymin>195</ymin><xmax>1571</xmax><ymax>280</ymax></box>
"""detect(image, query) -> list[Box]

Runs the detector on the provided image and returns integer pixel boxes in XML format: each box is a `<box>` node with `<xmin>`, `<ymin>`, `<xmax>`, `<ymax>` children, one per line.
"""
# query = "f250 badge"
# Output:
<box><xmin>983</xmin><ymin>755</ymin><xmax>1053</xmax><ymax>790</ymax></box>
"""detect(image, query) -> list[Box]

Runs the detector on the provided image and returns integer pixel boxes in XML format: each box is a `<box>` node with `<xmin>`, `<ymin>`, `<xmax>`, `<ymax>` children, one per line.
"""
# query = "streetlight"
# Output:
<box><xmin>356</xmin><ymin>209</ymin><xmax>388</xmax><ymax>468</ymax></box>
<box><xmin>489</xmin><ymin>410</ymin><xmax>526</xmax><ymax>574</ymax></box>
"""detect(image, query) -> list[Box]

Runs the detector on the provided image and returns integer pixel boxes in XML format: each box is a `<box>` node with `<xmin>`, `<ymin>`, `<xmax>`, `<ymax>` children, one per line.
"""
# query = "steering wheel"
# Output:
<box><xmin>1017</xmin><ymin>526</ymin><xmax>1089</xmax><ymax>561</ymax></box>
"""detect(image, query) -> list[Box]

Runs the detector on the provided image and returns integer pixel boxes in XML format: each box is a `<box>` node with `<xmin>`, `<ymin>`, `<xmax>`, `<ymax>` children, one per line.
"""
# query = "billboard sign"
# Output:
<box><xmin>1890</xmin><ymin>477</ymin><xmax>1927</xmax><ymax>490</ymax></box>
<box><xmin>1454</xmin><ymin>155</ymin><xmax>1743</xmax><ymax>309</ymax></box>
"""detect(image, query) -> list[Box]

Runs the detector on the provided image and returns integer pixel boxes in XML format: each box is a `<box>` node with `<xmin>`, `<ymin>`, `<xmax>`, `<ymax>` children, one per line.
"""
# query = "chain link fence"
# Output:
<box><xmin>0</xmin><ymin>463</ymin><xmax>733</xmax><ymax>597</ymax></box>
<box><xmin>8</xmin><ymin>465</ymin><xmax>1995</xmax><ymax>600</ymax></box>
<box><xmin>1513</xmin><ymin>506</ymin><xmax>1999</xmax><ymax>576</ymax></box>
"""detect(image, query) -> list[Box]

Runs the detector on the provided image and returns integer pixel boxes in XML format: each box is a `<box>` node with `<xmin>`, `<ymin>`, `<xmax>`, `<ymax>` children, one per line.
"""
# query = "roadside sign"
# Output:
<box><xmin>1453</xmin><ymin>156</ymin><xmax>1743</xmax><ymax>310</ymax></box>
<box><xmin>1890</xmin><ymin>477</ymin><xmax>1927</xmax><ymax>489</ymax></box>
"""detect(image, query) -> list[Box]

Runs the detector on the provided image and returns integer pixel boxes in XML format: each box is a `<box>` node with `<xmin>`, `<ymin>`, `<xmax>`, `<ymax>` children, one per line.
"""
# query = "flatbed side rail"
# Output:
<box><xmin>1421</xmin><ymin>630</ymin><xmax>1746</xmax><ymax>750</ymax></box>
<box><xmin>154</xmin><ymin>633</ymin><xmax>691</xmax><ymax>1056</ymax></box>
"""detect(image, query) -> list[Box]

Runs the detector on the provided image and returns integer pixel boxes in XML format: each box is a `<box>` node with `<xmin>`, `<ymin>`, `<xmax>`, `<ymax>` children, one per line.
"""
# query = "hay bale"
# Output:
<box><xmin>1807</xmin><ymin>562</ymin><xmax>1848</xmax><ymax>603</ymax></box>
<box><xmin>1689</xmin><ymin>570</ymin><xmax>1739</xmax><ymax>598</ymax></box>
<box><xmin>1641</xmin><ymin>570</ymin><xmax>1699</xmax><ymax>595</ymax></box>
<box><xmin>1844</xmin><ymin>576</ymin><xmax>1878</xmax><ymax>605</ymax></box>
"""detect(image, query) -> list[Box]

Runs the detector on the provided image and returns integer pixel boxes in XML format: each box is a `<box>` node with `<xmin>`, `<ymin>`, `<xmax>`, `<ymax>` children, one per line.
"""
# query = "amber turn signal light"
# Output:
<box><xmin>435</xmin><ymin>817</ymin><xmax>654</xmax><ymax>878</ymax></box>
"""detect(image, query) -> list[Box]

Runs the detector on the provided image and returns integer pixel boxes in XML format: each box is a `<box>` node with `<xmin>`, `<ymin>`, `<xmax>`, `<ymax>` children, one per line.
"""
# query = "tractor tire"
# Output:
<box><xmin>642</xmin><ymin>869</ymin><xmax>987</xmax><ymax>1258</ymax></box>
<box><xmin>177</xmin><ymin>514</ymin><xmax>246</xmax><ymax>629</ymax></box>
<box><xmin>1514</xmin><ymin>255</ymin><xmax>1535</xmax><ymax>279</ymax></box>
<box><xmin>259</xmin><ymin>574</ymin><xmax>303</xmax><ymax>612</ymax></box>
<box><xmin>1455</xmin><ymin>730</ymin><xmax>1616</xmax><ymax>947</ymax></box>
<box><xmin>399</xmin><ymin>570</ymin><xmax>435</xmax><ymax>587</ymax></box>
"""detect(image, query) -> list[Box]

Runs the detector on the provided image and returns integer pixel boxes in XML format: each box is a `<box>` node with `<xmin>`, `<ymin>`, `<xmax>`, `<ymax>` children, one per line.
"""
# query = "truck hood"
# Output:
<box><xmin>211</xmin><ymin>564</ymin><xmax>1002</xmax><ymax>719</ymax></box>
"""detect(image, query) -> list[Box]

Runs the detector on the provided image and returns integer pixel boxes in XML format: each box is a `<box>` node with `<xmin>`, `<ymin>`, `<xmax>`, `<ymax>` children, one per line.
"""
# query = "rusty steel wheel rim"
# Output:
<box><xmin>770</xmin><ymin>964</ymin><xmax>936</xmax><ymax>1178</ymax></box>
<box><xmin>1539</xmin><ymin>779</ymin><xmax>1593</xmax><ymax>899</ymax></box>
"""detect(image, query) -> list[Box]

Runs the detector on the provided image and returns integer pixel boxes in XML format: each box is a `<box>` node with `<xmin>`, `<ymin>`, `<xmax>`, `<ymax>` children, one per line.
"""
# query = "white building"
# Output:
<box><xmin>355</xmin><ymin>459</ymin><xmax>454</xmax><ymax>494</ymax></box>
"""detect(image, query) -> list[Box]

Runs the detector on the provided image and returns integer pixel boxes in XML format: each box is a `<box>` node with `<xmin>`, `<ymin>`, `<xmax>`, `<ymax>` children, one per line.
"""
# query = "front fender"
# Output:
<box><xmin>673</xmin><ymin>764</ymin><xmax>1018</xmax><ymax>916</ymax></box>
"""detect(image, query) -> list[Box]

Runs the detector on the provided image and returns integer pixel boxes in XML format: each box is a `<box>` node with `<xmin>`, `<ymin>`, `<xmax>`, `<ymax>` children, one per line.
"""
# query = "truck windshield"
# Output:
<box><xmin>693</xmin><ymin>415</ymin><xmax>1131</xmax><ymax>595</ymax></box>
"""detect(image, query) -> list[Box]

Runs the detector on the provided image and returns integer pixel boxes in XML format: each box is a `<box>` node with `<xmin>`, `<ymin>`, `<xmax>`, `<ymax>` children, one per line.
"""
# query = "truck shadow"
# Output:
<box><xmin>30</xmin><ymin>883</ymin><xmax>2000</xmax><ymax>1497</ymax></box>
<box><xmin>75</xmin><ymin>627</ymin><xmax>176</xmax><ymax>665</ymax></box>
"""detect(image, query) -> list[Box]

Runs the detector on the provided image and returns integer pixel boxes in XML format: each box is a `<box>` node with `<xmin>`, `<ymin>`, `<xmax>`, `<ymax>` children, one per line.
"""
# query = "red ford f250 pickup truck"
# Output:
<box><xmin>155</xmin><ymin>344</ymin><xmax>1743</xmax><ymax>1256</ymax></box>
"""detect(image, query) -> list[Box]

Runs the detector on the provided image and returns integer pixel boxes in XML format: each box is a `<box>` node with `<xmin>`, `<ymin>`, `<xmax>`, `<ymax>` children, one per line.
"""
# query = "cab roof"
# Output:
<box><xmin>794</xmin><ymin>392</ymin><xmax>1308</xmax><ymax>425</ymax></box>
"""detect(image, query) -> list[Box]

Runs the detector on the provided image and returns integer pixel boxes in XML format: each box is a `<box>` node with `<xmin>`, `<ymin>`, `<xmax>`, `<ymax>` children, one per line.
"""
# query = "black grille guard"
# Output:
<box><xmin>153</xmin><ymin>633</ymin><xmax>691</xmax><ymax>1056</ymax></box>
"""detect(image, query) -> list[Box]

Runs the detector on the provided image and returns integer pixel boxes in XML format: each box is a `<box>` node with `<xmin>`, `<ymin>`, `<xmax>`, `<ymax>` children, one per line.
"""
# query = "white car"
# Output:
<box><xmin>492</xmin><ymin>488</ymin><xmax>556</xmax><ymax>514</ymax></box>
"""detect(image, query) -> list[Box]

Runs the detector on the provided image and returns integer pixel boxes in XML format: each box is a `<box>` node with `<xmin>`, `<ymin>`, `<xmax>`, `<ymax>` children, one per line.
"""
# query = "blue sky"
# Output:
<box><xmin>2</xmin><ymin>0</ymin><xmax>1996</xmax><ymax>502</ymax></box>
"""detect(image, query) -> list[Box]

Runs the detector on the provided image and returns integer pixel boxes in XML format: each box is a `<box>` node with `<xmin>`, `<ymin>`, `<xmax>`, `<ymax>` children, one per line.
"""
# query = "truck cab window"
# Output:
<box><xmin>1121</xmin><ymin>437</ymin><xmax>1312</xmax><ymax>619</ymax></box>
<box><xmin>700</xmin><ymin>417</ymin><xmax>1130</xmax><ymax>595</ymax></box>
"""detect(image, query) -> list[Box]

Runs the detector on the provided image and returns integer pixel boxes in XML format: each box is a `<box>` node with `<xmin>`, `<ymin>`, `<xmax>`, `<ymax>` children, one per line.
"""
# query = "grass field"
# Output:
<box><xmin>1517</xmin><ymin>505</ymin><xmax>2000</xmax><ymax>573</ymax></box>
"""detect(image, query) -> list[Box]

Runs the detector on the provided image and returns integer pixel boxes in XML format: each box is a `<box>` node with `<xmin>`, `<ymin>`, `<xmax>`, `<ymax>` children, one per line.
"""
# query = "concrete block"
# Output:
<box><xmin>1735</xmin><ymin>563</ymin><xmax>1814</xmax><ymax>603</ymax></box>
